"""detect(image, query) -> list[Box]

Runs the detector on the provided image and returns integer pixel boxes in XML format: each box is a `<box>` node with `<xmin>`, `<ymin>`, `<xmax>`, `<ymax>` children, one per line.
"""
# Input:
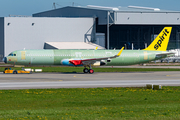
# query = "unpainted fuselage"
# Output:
<box><xmin>5</xmin><ymin>49</ymin><xmax>167</xmax><ymax>66</ymax></box>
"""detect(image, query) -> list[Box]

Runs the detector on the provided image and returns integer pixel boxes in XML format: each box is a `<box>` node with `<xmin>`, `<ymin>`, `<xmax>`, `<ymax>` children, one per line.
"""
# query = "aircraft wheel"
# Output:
<box><xmin>83</xmin><ymin>68</ymin><xmax>89</xmax><ymax>73</ymax></box>
<box><xmin>89</xmin><ymin>69</ymin><xmax>94</xmax><ymax>74</ymax></box>
<box><xmin>13</xmin><ymin>70</ymin><xmax>17</xmax><ymax>74</ymax></box>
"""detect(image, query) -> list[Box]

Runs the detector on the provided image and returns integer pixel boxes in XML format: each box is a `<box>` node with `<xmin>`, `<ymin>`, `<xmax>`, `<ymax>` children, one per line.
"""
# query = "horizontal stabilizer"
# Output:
<box><xmin>156</xmin><ymin>52</ymin><xmax>175</xmax><ymax>58</ymax></box>
<box><xmin>156</xmin><ymin>52</ymin><xmax>175</xmax><ymax>56</ymax></box>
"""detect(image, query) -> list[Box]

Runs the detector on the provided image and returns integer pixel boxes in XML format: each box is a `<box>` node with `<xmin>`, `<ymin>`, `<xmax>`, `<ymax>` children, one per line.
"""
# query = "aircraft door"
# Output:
<box><xmin>144</xmin><ymin>52</ymin><xmax>148</xmax><ymax>60</ymax></box>
<box><xmin>21</xmin><ymin>51</ymin><xmax>26</xmax><ymax>60</ymax></box>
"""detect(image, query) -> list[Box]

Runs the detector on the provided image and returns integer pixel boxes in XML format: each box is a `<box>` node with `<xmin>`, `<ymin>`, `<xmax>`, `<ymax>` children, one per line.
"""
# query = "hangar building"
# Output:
<box><xmin>34</xmin><ymin>5</ymin><xmax>180</xmax><ymax>50</ymax></box>
<box><xmin>1</xmin><ymin>5</ymin><xmax>180</xmax><ymax>61</ymax></box>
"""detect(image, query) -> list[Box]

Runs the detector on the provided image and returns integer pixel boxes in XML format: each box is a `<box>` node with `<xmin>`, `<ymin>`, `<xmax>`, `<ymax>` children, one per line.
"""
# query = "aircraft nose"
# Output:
<box><xmin>3</xmin><ymin>57</ymin><xmax>7</xmax><ymax>63</ymax></box>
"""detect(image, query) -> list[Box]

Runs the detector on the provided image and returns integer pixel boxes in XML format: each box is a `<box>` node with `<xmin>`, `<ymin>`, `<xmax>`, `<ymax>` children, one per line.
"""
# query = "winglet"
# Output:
<box><xmin>95</xmin><ymin>47</ymin><xmax>98</xmax><ymax>50</ymax></box>
<box><xmin>116</xmin><ymin>47</ymin><xmax>124</xmax><ymax>57</ymax></box>
<box><xmin>143</xmin><ymin>27</ymin><xmax>172</xmax><ymax>51</ymax></box>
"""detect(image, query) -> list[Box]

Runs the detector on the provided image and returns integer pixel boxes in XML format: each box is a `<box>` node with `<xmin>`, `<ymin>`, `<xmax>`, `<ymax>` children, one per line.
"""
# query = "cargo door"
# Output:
<box><xmin>21</xmin><ymin>51</ymin><xmax>26</xmax><ymax>60</ymax></box>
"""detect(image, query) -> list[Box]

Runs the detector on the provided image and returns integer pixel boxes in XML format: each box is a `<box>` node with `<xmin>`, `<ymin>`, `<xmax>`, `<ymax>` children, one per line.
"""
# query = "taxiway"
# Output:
<box><xmin>0</xmin><ymin>71</ymin><xmax>180</xmax><ymax>89</ymax></box>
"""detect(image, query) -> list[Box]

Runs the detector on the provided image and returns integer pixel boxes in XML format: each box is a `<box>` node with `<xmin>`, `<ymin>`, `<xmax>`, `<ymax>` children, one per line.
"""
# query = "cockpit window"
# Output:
<box><xmin>8</xmin><ymin>53</ymin><xmax>13</xmax><ymax>56</ymax></box>
<box><xmin>8</xmin><ymin>53</ymin><xmax>16</xmax><ymax>56</ymax></box>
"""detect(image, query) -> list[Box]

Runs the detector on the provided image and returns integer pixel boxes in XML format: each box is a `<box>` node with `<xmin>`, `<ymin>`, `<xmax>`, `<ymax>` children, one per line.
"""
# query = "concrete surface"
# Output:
<box><xmin>0</xmin><ymin>71</ymin><xmax>180</xmax><ymax>89</ymax></box>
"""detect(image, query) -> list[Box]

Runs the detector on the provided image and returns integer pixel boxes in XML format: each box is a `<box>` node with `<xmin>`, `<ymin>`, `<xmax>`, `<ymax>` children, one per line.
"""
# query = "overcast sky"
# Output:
<box><xmin>1</xmin><ymin>0</ymin><xmax>180</xmax><ymax>17</ymax></box>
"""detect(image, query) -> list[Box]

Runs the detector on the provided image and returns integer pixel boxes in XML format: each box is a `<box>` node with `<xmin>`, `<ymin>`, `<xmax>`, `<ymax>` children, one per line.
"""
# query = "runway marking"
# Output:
<box><xmin>59</xmin><ymin>80</ymin><xmax>63</xmax><ymax>81</ymax></box>
<box><xmin>166</xmin><ymin>75</ymin><xmax>170</xmax><ymax>76</ymax></box>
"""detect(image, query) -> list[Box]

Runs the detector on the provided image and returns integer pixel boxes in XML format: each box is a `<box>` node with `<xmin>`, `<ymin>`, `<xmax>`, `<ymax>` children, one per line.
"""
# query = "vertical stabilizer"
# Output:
<box><xmin>143</xmin><ymin>27</ymin><xmax>172</xmax><ymax>51</ymax></box>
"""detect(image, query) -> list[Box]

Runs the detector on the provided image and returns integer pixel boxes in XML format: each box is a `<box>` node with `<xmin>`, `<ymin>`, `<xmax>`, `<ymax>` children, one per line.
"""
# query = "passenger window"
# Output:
<box><xmin>14</xmin><ymin>54</ymin><xmax>16</xmax><ymax>56</ymax></box>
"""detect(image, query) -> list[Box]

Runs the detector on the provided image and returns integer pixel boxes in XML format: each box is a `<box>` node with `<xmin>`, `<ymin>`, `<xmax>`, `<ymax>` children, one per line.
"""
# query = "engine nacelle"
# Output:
<box><xmin>61</xmin><ymin>59</ymin><xmax>73</xmax><ymax>66</ymax></box>
<box><xmin>92</xmin><ymin>61</ymin><xmax>107</xmax><ymax>66</ymax></box>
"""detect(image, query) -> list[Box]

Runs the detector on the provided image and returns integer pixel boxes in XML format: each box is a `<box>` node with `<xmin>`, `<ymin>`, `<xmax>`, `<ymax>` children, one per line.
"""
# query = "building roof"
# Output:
<box><xmin>44</xmin><ymin>42</ymin><xmax>105</xmax><ymax>49</ymax></box>
<box><xmin>61</xmin><ymin>5</ymin><xmax>180</xmax><ymax>13</ymax></box>
<box><xmin>33</xmin><ymin>5</ymin><xmax>180</xmax><ymax>17</ymax></box>
<box><xmin>33</xmin><ymin>5</ymin><xmax>180</xmax><ymax>25</ymax></box>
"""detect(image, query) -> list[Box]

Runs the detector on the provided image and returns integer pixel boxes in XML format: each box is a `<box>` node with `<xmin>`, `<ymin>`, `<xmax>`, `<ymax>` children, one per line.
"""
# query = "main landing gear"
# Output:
<box><xmin>83</xmin><ymin>65</ymin><xmax>94</xmax><ymax>74</ymax></box>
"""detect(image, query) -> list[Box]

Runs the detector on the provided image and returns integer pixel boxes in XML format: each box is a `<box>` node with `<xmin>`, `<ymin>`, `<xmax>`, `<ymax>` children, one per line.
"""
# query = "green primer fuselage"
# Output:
<box><xmin>6</xmin><ymin>49</ymin><xmax>166</xmax><ymax>66</ymax></box>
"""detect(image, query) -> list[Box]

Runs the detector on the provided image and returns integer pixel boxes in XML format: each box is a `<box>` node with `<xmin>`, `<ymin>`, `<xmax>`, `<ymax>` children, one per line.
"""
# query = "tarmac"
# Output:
<box><xmin>0</xmin><ymin>71</ymin><xmax>180</xmax><ymax>89</ymax></box>
<box><xmin>1</xmin><ymin>62</ymin><xmax>180</xmax><ymax>89</ymax></box>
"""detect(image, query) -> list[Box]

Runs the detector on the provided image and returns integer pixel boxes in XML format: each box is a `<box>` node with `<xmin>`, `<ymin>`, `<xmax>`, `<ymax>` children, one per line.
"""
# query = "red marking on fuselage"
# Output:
<box><xmin>69</xmin><ymin>60</ymin><xmax>82</xmax><ymax>66</ymax></box>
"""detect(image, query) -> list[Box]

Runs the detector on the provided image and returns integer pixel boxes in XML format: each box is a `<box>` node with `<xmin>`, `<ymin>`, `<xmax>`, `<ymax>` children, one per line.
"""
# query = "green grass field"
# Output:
<box><xmin>0</xmin><ymin>87</ymin><xmax>180</xmax><ymax>120</ymax></box>
<box><xmin>1</xmin><ymin>66</ymin><xmax>180</xmax><ymax>73</ymax></box>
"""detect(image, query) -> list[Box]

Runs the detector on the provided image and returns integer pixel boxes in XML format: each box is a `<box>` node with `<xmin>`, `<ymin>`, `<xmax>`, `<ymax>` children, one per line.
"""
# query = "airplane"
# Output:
<box><xmin>3</xmin><ymin>27</ymin><xmax>173</xmax><ymax>74</ymax></box>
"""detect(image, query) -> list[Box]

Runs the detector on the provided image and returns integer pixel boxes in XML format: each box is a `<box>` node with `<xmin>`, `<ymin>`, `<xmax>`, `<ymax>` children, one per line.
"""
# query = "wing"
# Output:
<box><xmin>69</xmin><ymin>47</ymin><xmax>124</xmax><ymax>66</ymax></box>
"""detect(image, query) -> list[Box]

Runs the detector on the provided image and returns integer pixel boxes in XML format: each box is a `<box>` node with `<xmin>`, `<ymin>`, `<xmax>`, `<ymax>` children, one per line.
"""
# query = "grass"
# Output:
<box><xmin>1</xmin><ymin>66</ymin><xmax>180</xmax><ymax>73</ymax></box>
<box><xmin>0</xmin><ymin>87</ymin><xmax>180</xmax><ymax>119</ymax></box>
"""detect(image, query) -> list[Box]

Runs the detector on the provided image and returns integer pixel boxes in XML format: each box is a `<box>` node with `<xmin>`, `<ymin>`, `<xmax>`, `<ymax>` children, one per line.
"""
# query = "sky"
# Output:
<box><xmin>0</xmin><ymin>0</ymin><xmax>180</xmax><ymax>17</ymax></box>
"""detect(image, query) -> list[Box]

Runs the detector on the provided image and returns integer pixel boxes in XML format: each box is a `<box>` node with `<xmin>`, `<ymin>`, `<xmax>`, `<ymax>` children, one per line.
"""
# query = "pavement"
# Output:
<box><xmin>101</xmin><ymin>66</ymin><xmax>180</xmax><ymax>69</ymax></box>
<box><xmin>0</xmin><ymin>71</ymin><xmax>180</xmax><ymax>89</ymax></box>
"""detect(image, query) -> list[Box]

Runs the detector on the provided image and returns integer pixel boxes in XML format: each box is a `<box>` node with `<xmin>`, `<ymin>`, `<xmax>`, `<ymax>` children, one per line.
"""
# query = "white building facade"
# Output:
<box><xmin>0</xmin><ymin>17</ymin><xmax>94</xmax><ymax>59</ymax></box>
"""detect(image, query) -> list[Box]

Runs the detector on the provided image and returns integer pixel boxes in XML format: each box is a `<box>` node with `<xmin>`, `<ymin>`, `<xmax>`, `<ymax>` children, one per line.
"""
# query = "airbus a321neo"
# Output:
<box><xmin>3</xmin><ymin>27</ymin><xmax>173</xmax><ymax>74</ymax></box>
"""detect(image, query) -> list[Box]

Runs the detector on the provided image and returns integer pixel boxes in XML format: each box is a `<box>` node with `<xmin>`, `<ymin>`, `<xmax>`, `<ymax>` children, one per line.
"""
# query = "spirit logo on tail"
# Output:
<box><xmin>144</xmin><ymin>27</ymin><xmax>172</xmax><ymax>51</ymax></box>
<box><xmin>154</xmin><ymin>29</ymin><xmax>170</xmax><ymax>50</ymax></box>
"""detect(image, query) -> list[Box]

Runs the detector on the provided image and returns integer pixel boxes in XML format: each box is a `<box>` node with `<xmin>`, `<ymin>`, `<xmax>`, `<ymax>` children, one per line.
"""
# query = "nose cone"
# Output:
<box><xmin>3</xmin><ymin>57</ymin><xmax>7</xmax><ymax>63</ymax></box>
